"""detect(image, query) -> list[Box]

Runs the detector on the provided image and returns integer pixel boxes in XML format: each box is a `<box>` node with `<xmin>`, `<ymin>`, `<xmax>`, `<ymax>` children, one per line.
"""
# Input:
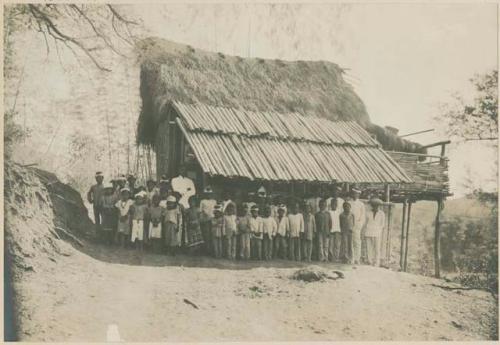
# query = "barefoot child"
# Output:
<box><xmin>288</xmin><ymin>203</ymin><xmax>304</xmax><ymax>261</ymax></box>
<box><xmin>115</xmin><ymin>188</ymin><xmax>133</xmax><ymax>248</ymax></box>
<box><xmin>148</xmin><ymin>194</ymin><xmax>164</xmax><ymax>253</ymax></box>
<box><xmin>131</xmin><ymin>191</ymin><xmax>147</xmax><ymax>251</ymax></box>
<box><xmin>249</xmin><ymin>205</ymin><xmax>263</xmax><ymax>260</ymax></box>
<box><xmin>223</xmin><ymin>203</ymin><xmax>237</xmax><ymax>260</ymax></box>
<box><xmin>237</xmin><ymin>203</ymin><xmax>251</xmax><ymax>260</ymax></box>
<box><xmin>185</xmin><ymin>196</ymin><xmax>204</xmax><ymax>253</ymax></box>
<box><xmin>164</xmin><ymin>195</ymin><xmax>182</xmax><ymax>256</ymax></box>
<box><xmin>211</xmin><ymin>204</ymin><xmax>224</xmax><ymax>258</ymax></box>
<box><xmin>261</xmin><ymin>206</ymin><xmax>277</xmax><ymax>260</ymax></box>
<box><xmin>303</xmin><ymin>204</ymin><xmax>316</xmax><ymax>262</ymax></box>
<box><xmin>274</xmin><ymin>205</ymin><xmax>289</xmax><ymax>259</ymax></box>
<box><xmin>340</xmin><ymin>202</ymin><xmax>355</xmax><ymax>264</ymax></box>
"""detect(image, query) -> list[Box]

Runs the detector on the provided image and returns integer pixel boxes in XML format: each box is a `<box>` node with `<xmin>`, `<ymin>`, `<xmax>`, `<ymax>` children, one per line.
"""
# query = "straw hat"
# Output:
<box><xmin>166</xmin><ymin>195</ymin><xmax>176</xmax><ymax>202</ymax></box>
<box><xmin>95</xmin><ymin>171</ymin><xmax>104</xmax><ymax>177</ymax></box>
<box><xmin>369</xmin><ymin>197</ymin><xmax>383</xmax><ymax>205</ymax></box>
<box><xmin>120</xmin><ymin>187</ymin><xmax>130</xmax><ymax>193</ymax></box>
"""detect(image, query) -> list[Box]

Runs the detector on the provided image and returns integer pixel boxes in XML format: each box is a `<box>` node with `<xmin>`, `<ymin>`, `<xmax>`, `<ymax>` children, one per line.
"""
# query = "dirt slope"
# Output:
<box><xmin>14</xmin><ymin>247</ymin><xmax>497</xmax><ymax>342</ymax></box>
<box><xmin>4</xmin><ymin>164</ymin><xmax>498</xmax><ymax>341</ymax></box>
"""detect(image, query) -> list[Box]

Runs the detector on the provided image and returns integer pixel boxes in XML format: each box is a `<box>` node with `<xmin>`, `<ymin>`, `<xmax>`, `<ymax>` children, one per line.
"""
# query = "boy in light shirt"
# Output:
<box><xmin>249</xmin><ymin>205</ymin><xmax>263</xmax><ymax>260</ymax></box>
<box><xmin>287</xmin><ymin>203</ymin><xmax>304</xmax><ymax>261</ymax></box>
<box><xmin>261</xmin><ymin>206</ymin><xmax>277</xmax><ymax>260</ymax></box>
<box><xmin>315</xmin><ymin>199</ymin><xmax>332</xmax><ymax>262</ymax></box>
<box><xmin>274</xmin><ymin>205</ymin><xmax>289</xmax><ymax>259</ymax></box>
<box><xmin>223</xmin><ymin>203</ymin><xmax>237</xmax><ymax>260</ymax></box>
<box><xmin>199</xmin><ymin>186</ymin><xmax>217</xmax><ymax>255</ymax></box>
<box><xmin>328</xmin><ymin>197</ymin><xmax>342</xmax><ymax>262</ymax></box>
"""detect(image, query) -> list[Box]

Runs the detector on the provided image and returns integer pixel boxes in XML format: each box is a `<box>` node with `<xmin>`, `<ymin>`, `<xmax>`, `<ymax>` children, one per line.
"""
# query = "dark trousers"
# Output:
<box><xmin>200</xmin><ymin>221</ymin><xmax>212</xmax><ymax>255</ymax></box>
<box><xmin>289</xmin><ymin>237</ymin><xmax>301</xmax><ymax>261</ymax></box>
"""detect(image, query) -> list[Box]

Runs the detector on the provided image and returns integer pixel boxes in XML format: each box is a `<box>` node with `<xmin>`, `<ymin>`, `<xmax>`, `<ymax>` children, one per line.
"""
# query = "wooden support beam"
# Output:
<box><xmin>434</xmin><ymin>198</ymin><xmax>444</xmax><ymax>278</ymax></box>
<box><xmin>399</xmin><ymin>200</ymin><xmax>407</xmax><ymax>270</ymax></box>
<box><xmin>385</xmin><ymin>204</ymin><xmax>393</xmax><ymax>265</ymax></box>
<box><xmin>403</xmin><ymin>201</ymin><xmax>412</xmax><ymax>272</ymax></box>
<box><xmin>420</xmin><ymin>140</ymin><xmax>451</xmax><ymax>149</ymax></box>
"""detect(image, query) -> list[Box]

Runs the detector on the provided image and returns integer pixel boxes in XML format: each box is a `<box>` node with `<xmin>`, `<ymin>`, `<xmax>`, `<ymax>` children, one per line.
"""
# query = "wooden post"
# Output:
<box><xmin>434</xmin><ymin>198</ymin><xmax>443</xmax><ymax>278</ymax></box>
<box><xmin>384</xmin><ymin>184</ymin><xmax>391</xmax><ymax>264</ymax></box>
<box><xmin>440</xmin><ymin>144</ymin><xmax>446</xmax><ymax>165</ymax></box>
<box><xmin>403</xmin><ymin>201</ymin><xmax>412</xmax><ymax>272</ymax></box>
<box><xmin>386</xmin><ymin>204</ymin><xmax>393</xmax><ymax>264</ymax></box>
<box><xmin>399</xmin><ymin>199</ymin><xmax>407</xmax><ymax>270</ymax></box>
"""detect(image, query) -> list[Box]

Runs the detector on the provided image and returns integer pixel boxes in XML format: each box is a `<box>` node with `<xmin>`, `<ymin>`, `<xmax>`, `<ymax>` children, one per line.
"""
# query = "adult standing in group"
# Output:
<box><xmin>364</xmin><ymin>197</ymin><xmax>385</xmax><ymax>266</ymax></box>
<box><xmin>87</xmin><ymin>171</ymin><xmax>105</xmax><ymax>235</ymax></box>
<box><xmin>171</xmin><ymin>164</ymin><xmax>196</xmax><ymax>210</ymax></box>
<box><xmin>127</xmin><ymin>174</ymin><xmax>139</xmax><ymax>200</ymax></box>
<box><xmin>348</xmin><ymin>188</ymin><xmax>366</xmax><ymax>265</ymax></box>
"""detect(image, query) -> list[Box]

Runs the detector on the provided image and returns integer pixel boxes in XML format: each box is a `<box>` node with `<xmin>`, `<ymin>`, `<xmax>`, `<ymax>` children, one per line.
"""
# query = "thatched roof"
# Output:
<box><xmin>171</xmin><ymin>101</ymin><xmax>412</xmax><ymax>183</ymax></box>
<box><xmin>136</xmin><ymin>37</ymin><xmax>425</xmax><ymax>154</ymax></box>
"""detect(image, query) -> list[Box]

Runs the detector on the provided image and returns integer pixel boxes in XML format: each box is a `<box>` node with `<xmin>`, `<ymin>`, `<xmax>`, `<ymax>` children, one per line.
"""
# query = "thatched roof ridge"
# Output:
<box><xmin>136</xmin><ymin>37</ymin><xmax>425</xmax><ymax>154</ymax></box>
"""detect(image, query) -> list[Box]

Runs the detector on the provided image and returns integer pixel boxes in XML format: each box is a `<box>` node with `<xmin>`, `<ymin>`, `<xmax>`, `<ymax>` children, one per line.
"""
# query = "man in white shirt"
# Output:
<box><xmin>348</xmin><ymin>188</ymin><xmax>366</xmax><ymax>265</ymax></box>
<box><xmin>364</xmin><ymin>197</ymin><xmax>385</xmax><ymax>266</ymax></box>
<box><xmin>328</xmin><ymin>197</ymin><xmax>342</xmax><ymax>262</ymax></box>
<box><xmin>171</xmin><ymin>165</ymin><xmax>196</xmax><ymax>209</ymax></box>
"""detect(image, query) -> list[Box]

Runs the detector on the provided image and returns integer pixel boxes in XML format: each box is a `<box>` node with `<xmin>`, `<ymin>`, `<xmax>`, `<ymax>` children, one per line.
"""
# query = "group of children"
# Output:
<box><xmin>88</xmin><ymin>171</ymin><xmax>386</xmax><ymax>266</ymax></box>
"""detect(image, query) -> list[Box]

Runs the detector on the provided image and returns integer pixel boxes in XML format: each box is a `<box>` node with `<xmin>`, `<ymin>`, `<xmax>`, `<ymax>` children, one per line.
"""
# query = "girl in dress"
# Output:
<box><xmin>148</xmin><ymin>194</ymin><xmax>164</xmax><ymax>253</ymax></box>
<box><xmin>164</xmin><ymin>195</ymin><xmax>182</xmax><ymax>256</ymax></box>
<box><xmin>130</xmin><ymin>191</ymin><xmax>148</xmax><ymax>251</ymax></box>
<box><xmin>185</xmin><ymin>196</ymin><xmax>204</xmax><ymax>253</ymax></box>
<box><xmin>115</xmin><ymin>188</ymin><xmax>134</xmax><ymax>248</ymax></box>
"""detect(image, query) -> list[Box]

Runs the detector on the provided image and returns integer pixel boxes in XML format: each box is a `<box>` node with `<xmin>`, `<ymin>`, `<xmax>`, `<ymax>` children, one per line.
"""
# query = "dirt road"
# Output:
<box><xmin>13</xmin><ymin>244</ymin><xmax>498</xmax><ymax>342</ymax></box>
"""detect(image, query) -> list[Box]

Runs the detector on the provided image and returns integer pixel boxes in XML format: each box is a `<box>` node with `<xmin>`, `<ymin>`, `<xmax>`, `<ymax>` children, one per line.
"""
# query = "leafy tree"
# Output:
<box><xmin>4</xmin><ymin>4</ymin><xmax>139</xmax><ymax>161</ymax></box>
<box><xmin>436</xmin><ymin>70</ymin><xmax>498</xmax><ymax>141</ymax></box>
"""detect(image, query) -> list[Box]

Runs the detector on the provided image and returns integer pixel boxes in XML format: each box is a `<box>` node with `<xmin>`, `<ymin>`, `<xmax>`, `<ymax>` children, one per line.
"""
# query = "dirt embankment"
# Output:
<box><xmin>4</xmin><ymin>163</ymin><xmax>498</xmax><ymax>341</ymax></box>
<box><xmin>4</xmin><ymin>162</ymin><xmax>93</xmax><ymax>339</ymax></box>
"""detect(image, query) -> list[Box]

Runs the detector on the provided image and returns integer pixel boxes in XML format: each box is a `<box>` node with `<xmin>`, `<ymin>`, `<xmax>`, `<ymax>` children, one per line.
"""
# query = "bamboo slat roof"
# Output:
<box><xmin>172</xmin><ymin>102</ymin><xmax>412</xmax><ymax>184</ymax></box>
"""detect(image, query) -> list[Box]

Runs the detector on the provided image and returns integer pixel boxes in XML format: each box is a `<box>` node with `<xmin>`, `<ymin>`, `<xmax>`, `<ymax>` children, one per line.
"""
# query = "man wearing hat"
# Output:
<box><xmin>364</xmin><ymin>197</ymin><xmax>385</xmax><ymax>266</ymax></box>
<box><xmin>348</xmin><ymin>187</ymin><xmax>366</xmax><ymax>264</ymax></box>
<box><xmin>127</xmin><ymin>174</ymin><xmax>138</xmax><ymax>200</ymax></box>
<box><xmin>87</xmin><ymin>171</ymin><xmax>105</xmax><ymax>235</ymax></box>
<box><xmin>171</xmin><ymin>164</ymin><xmax>196</xmax><ymax>209</ymax></box>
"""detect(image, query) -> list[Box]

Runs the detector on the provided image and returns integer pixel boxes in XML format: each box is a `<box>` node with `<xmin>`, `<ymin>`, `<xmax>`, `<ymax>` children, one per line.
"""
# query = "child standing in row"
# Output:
<box><xmin>148</xmin><ymin>194</ymin><xmax>164</xmax><ymax>253</ymax></box>
<box><xmin>340</xmin><ymin>202</ymin><xmax>355</xmax><ymax>264</ymax></box>
<box><xmin>302</xmin><ymin>204</ymin><xmax>316</xmax><ymax>262</ymax></box>
<box><xmin>261</xmin><ymin>206</ymin><xmax>277</xmax><ymax>260</ymax></box>
<box><xmin>249</xmin><ymin>205</ymin><xmax>263</xmax><ymax>260</ymax></box>
<box><xmin>288</xmin><ymin>203</ymin><xmax>304</xmax><ymax>261</ymax></box>
<box><xmin>237</xmin><ymin>204</ymin><xmax>251</xmax><ymax>260</ymax></box>
<box><xmin>316</xmin><ymin>199</ymin><xmax>332</xmax><ymax>262</ymax></box>
<box><xmin>199</xmin><ymin>186</ymin><xmax>217</xmax><ymax>256</ymax></box>
<box><xmin>165</xmin><ymin>195</ymin><xmax>182</xmax><ymax>256</ymax></box>
<box><xmin>274</xmin><ymin>205</ymin><xmax>289</xmax><ymax>259</ymax></box>
<box><xmin>131</xmin><ymin>191</ymin><xmax>148</xmax><ymax>251</ymax></box>
<box><xmin>185</xmin><ymin>196</ymin><xmax>204</xmax><ymax>252</ymax></box>
<box><xmin>211</xmin><ymin>204</ymin><xmax>224</xmax><ymax>258</ymax></box>
<box><xmin>116</xmin><ymin>188</ymin><xmax>134</xmax><ymax>248</ymax></box>
<box><xmin>223</xmin><ymin>203</ymin><xmax>237</xmax><ymax>259</ymax></box>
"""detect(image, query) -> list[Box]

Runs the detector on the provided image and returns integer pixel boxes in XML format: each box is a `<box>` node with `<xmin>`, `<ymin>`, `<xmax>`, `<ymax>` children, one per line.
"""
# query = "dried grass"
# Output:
<box><xmin>135</xmin><ymin>37</ymin><xmax>424</xmax><ymax>154</ymax></box>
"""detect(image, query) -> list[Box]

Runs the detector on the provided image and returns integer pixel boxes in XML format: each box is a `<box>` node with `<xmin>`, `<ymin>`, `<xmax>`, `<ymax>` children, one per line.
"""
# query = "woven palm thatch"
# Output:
<box><xmin>135</xmin><ymin>37</ymin><xmax>425</xmax><ymax>154</ymax></box>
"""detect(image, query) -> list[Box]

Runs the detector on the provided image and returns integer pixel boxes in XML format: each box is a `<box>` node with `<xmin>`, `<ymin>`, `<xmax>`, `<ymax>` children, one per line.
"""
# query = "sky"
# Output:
<box><xmin>130</xmin><ymin>3</ymin><xmax>498</xmax><ymax>196</ymax></box>
<box><xmin>8</xmin><ymin>3</ymin><xmax>498</xmax><ymax>196</ymax></box>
